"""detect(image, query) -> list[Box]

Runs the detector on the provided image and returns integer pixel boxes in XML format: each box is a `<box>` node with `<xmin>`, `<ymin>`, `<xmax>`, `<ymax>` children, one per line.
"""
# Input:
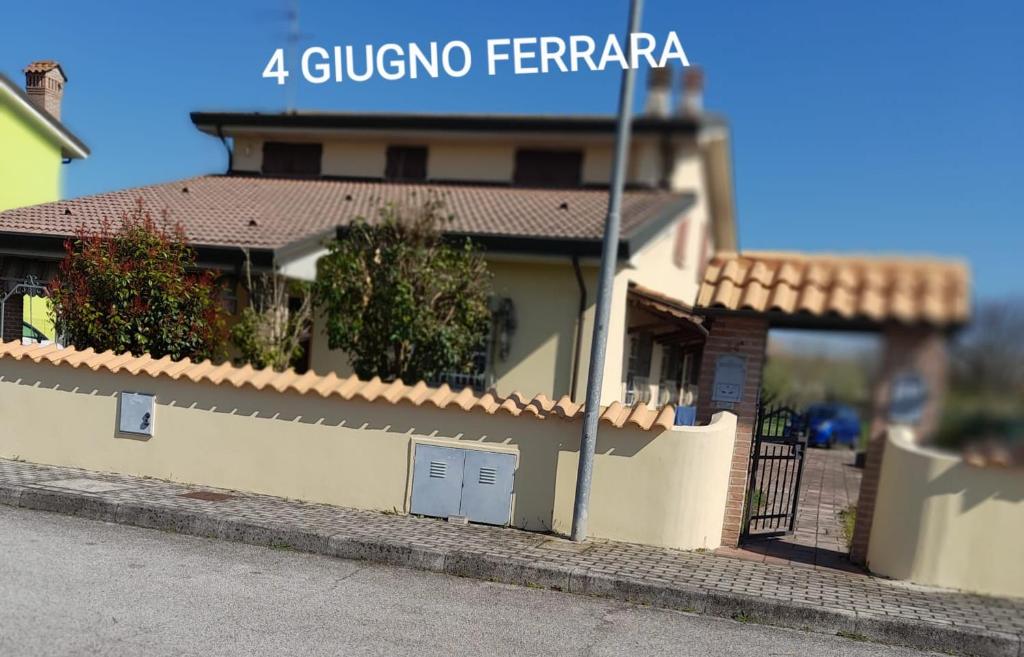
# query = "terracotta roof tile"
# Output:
<box><xmin>0</xmin><ymin>341</ymin><xmax>678</xmax><ymax>432</ymax></box>
<box><xmin>0</xmin><ymin>175</ymin><xmax>688</xmax><ymax>252</ymax></box>
<box><xmin>698</xmin><ymin>251</ymin><xmax>970</xmax><ymax>327</ymax></box>
<box><xmin>23</xmin><ymin>61</ymin><xmax>61</xmax><ymax>74</ymax></box>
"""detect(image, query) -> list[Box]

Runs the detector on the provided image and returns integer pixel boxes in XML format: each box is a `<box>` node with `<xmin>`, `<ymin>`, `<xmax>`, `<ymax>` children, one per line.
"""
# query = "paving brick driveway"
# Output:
<box><xmin>717</xmin><ymin>447</ymin><xmax>862</xmax><ymax>570</ymax></box>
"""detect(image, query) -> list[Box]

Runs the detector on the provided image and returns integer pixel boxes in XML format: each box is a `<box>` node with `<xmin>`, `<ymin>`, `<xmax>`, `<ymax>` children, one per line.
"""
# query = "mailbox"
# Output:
<box><xmin>711</xmin><ymin>354</ymin><xmax>746</xmax><ymax>403</ymax></box>
<box><xmin>119</xmin><ymin>392</ymin><xmax>155</xmax><ymax>437</ymax></box>
<box><xmin>888</xmin><ymin>370</ymin><xmax>928</xmax><ymax>424</ymax></box>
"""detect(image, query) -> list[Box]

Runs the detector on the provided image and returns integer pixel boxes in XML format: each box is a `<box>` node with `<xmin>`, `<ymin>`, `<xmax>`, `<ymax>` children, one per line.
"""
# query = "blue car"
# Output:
<box><xmin>806</xmin><ymin>403</ymin><xmax>861</xmax><ymax>448</ymax></box>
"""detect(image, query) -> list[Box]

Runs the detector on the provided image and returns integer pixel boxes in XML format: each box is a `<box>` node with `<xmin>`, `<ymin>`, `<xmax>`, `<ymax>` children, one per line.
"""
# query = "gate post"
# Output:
<box><xmin>1</xmin><ymin>292</ymin><xmax>24</xmax><ymax>343</ymax></box>
<box><xmin>696</xmin><ymin>315</ymin><xmax>769</xmax><ymax>548</ymax></box>
<box><xmin>850</xmin><ymin>326</ymin><xmax>949</xmax><ymax>564</ymax></box>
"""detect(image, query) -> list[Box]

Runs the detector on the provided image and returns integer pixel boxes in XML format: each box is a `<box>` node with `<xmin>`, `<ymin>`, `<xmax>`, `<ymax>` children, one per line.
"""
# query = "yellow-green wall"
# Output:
<box><xmin>22</xmin><ymin>296</ymin><xmax>55</xmax><ymax>340</ymax></box>
<box><xmin>0</xmin><ymin>102</ymin><xmax>62</xmax><ymax>211</ymax></box>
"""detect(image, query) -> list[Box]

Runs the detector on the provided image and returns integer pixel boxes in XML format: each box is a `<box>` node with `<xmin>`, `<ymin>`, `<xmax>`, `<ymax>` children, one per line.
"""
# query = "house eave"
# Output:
<box><xmin>0</xmin><ymin>74</ymin><xmax>90</xmax><ymax>160</ymax></box>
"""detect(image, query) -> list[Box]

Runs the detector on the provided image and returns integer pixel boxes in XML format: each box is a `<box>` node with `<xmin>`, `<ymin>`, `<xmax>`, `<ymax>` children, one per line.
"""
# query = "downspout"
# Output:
<box><xmin>570</xmin><ymin>254</ymin><xmax>587</xmax><ymax>402</ymax></box>
<box><xmin>216</xmin><ymin>124</ymin><xmax>233</xmax><ymax>173</ymax></box>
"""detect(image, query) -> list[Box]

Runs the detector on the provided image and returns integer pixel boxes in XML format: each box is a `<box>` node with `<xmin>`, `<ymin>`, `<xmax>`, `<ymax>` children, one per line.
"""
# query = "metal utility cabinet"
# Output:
<box><xmin>410</xmin><ymin>444</ymin><xmax>515</xmax><ymax>526</ymax></box>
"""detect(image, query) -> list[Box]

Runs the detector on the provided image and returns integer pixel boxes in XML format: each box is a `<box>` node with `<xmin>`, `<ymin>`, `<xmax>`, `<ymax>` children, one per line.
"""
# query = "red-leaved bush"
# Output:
<box><xmin>49</xmin><ymin>200</ymin><xmax>226</xmax><ymax>361</ymax></box>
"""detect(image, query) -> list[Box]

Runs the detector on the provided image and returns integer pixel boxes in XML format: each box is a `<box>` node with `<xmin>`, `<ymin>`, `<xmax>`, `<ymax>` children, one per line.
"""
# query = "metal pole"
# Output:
<box><xmin>570</xmin><ymin>0</ymin><xmax>643</xmax><ymax>543</ymax></box>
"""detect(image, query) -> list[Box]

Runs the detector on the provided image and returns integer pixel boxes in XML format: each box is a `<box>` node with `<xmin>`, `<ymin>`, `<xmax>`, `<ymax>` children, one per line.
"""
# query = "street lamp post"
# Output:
<box><xmin>570</xmin><ymin>0</ymin><xmax>644</xmax><ymax>543</ymax></box>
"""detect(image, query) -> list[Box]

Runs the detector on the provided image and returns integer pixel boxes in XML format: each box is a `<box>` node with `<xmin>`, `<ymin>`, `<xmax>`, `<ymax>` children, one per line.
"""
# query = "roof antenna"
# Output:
<box><xmin>285</xmin><ymin>0</ymin><xmax>300</xmax><ymax>113</ymax></box>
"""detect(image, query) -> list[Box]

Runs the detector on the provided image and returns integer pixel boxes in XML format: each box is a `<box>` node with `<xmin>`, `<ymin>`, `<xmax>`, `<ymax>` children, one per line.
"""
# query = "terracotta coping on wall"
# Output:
<box><xmin>698</xmin><ymin>251</ymin><xmax>970</xmax><ymax>327</ymax></box>
<box><xmin>0</xmin><ymin>341</ymin><xmax>678</xmax><ymax>432</ymax></box>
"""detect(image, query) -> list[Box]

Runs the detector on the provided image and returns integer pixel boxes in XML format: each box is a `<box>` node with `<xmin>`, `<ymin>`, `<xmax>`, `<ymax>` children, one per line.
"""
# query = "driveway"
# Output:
<box><xmin>717</xmin><ymin>447</ymin><xmax>862</xmax><ymax>570</ymax></box>
<box><xmin>0</xmin><ymin>504</ymin><xmax>938</xmax><ymax>657</ymax></box>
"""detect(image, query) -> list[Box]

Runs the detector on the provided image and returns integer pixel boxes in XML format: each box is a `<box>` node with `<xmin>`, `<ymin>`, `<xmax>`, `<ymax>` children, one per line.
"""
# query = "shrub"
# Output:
<box><xmin>313</xmin><ymin>196</ymin><xmax>492</xmax><ymax>383</ymax></box>
<box><xmin>49</xmin><ymin>200</ymin><xmax>225</xmax><ymax>361</ymax></box>
<box><xmin>230</xmin><ymin>253</ymin><xmax>312</xmax><ymax>372</ymax></box>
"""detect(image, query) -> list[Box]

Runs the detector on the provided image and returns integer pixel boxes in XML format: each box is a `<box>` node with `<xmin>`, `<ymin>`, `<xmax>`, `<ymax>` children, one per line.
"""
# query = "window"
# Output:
<box><xmin>624</xmin><ymin>332</ymin><xmax>654</xmax><ymax>405</ymax></box>
<box><xmin>385</xmin><ymin>146</ymin><xmax>428</xmax><ymax>181</ymax></box>
<box><xmin>513</xmin><ymin>149</ymin><xmax>583</xmax><ymax>188</ymax></box>
<box><xmin>657</xmin><ymin>345</ymin><xmax>697</xmax><ymax>406</ymax></box>
<box><xmin>262</xmin><ymin>142</ymin><xmax>322</xmax><ymax>177</ymax></box>
<box><xmin>673</xmin><ymin>218</ymin><xmax>690</xmax><ymax>268</ymax></box>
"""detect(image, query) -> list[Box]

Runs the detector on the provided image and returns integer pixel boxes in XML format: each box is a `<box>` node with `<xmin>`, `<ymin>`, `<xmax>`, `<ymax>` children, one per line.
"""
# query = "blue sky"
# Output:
<box><xmin>2</xmin><ymin>0</ymin><xmax>1021</xmax><ymax>299</ymax></box>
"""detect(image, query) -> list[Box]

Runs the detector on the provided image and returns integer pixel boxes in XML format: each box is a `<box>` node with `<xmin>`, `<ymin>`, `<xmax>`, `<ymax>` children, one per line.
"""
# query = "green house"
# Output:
<box><xmin>0</xmin><ymin>61</ymin><xmax>89</xmax><ymax>212</ymax></box>
<box><xmin>0</xmin><ymin>61</ymin><xmax>89</xmax><ymax>342</ymax></box>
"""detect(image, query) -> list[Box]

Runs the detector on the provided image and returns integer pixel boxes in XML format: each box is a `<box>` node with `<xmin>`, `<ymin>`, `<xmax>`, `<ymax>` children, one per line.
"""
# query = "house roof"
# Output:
<box><xmin>0</xmin><ymin>340</ymin><xmax>680</xmax><ymax>432</ymax></box>
<box><xmin>0</xmin><ymin>175</ymin><xmax>694</xmax><ymax>260</ymax></box>
<box><xmin>697</xmin><ymin>251</ymin><xmax>971</xmax><ymax>328</ymax></box>
<box><xmin>627</xmin><ymin>283</ymin><xmax>706</xmax><ymax>329</ymax></box>
<box><xmin>191</xmin><ymin>110</ymin><xmax>726</xmax><ymax>136</ymax></box>
<box><xmin>0</xmin><ymin>73</ymin><xmax>88</xmax><ymax>159</ymax></box>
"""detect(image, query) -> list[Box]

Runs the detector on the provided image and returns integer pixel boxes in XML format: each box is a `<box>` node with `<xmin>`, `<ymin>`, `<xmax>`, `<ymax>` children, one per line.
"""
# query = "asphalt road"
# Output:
<box><xmin>0</xmin><ymin>505</ymin><xmax>938</xmax><ymax>657</ymax></box>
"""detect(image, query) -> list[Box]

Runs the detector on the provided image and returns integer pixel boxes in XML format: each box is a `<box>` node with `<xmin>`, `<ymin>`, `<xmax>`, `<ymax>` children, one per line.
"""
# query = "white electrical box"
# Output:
<box><xmin>119</xmin><ymin>392</ymin><xmax>155</xmax><ymax>437</ymax></box>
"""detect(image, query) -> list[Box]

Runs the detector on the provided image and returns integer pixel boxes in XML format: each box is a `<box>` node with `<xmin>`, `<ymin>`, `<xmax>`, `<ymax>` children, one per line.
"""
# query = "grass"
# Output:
<box><xmin>836</xmin><ymin>630</ymin><xmax>869</xmax><ymax>642</ymax></box>
<box><xmin>838</xmin><ymin>505</ymin><xmax>857</xmax><ymax>549</ymax></box>
<box><xmin>743</xmin><ymin>489</ymin><xmax>765</xmax><ymax>526</ymax></box>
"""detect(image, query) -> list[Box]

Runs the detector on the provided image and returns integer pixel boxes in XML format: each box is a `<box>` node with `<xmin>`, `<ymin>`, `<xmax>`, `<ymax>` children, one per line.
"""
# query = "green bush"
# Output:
<box><xmin>935</xmin><ymin>394</ymin><xmax>1024</xmax><ymax>449</ymax></box>
<box><xmin>49</xmin><ymin>201</ymin><xmax>226</xmax><ymax>361</ymax></box>
<box><xmin>313</xmin><ymin>196</ymin><xmax>492</xmax><ymax>383</ymax></box>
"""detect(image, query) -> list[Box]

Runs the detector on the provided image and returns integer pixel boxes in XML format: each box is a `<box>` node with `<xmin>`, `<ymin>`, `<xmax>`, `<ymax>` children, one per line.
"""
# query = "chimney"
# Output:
<box><xmin>644</xmin><ymin>66</ymin><xmax>672</xmax><ymax>118</ymax></box>
<box><xmin>680</xmin><ymin>66</ymin><xmax>704</xmax><ymax>116</ymax></box>
<box><xmin>23</xmin><ymin>61</ymin><xmax>66</xmax><ymax>121</ymax></box>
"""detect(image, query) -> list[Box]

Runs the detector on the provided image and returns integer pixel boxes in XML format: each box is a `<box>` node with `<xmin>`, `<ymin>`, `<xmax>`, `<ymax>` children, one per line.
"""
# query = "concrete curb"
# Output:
<box><xmin>2</xmin><ymin>485</ymin><xmax>1019</xmax><ymax>657</ymax></box>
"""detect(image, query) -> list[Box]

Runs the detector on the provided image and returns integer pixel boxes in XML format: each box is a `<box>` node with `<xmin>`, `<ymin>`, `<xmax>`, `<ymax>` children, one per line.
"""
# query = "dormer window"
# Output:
<box><xmin>262</xmin><ymin>142</ymin><xmax>322</xmax><ymax>177</ymax></box>
<box><xmin>513</xmin><ymin>149</ymin><xmax>583</xmax><ymax>188</ymax></box>
<box><xmin>385</xmin><ymin>146</ymin><xmax>428</xmax><ymax>181</ymax></box>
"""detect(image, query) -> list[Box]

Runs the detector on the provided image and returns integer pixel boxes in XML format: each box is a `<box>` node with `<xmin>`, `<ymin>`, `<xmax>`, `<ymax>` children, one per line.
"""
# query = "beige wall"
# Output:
<box><xmin>0</xmin><ymin>357</ymin><xmax>737</xmax><ymax>551</ymax></box>
<box><xmin>307</xmin><ymin>254</ymin><xmax>624</xmax><ymax>404</ymax></box>
<box><xmin>487</xmin><ymin>258</ymin><xmax>588</xmax><ymax>399</ymax></box>
<box><xmin>305</xmin><ymin>227</ymin><xmax>696</xmax><ymax>407</ymax></box>
<box><xmin>624</xmin><ymin>207</ymin><xmax>705</xmax><ymax>307</ymax></box>
<box><xmin>231</xmin><ymin>136</ymin><xmax>262</xmax><ymax>173</ymax></box>
<box><xmin>305</xmin><ymin>255</ymin><xmax>589</xmax><ymax>398</ymax></box>
<box><xmin>227</xmin><ymin>133</ymin><xmax>671</xmax><ymax>188</ymax></box>
<box><xmin>867</xmin><ymin>427</ymin><xmax>1024</xmax><ymax>598</ymax></box>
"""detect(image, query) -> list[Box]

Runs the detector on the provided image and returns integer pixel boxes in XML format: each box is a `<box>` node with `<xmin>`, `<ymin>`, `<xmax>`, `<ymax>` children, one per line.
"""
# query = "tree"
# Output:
<box><xmin>950</xmin><ymin>299</ymin><xmax>1024</xmax><ymax>394</ymax></box>
<box><xmin>313</xmin><ymin>196</ymin><xmax>492</xmax><ymax>383</ymax></box>
<box><xmin>935</xmin><ymin>298</ymin><xmax>1024</xmax><ymax>448</ymax></box>
<box><xmin>230</xmin><ymin>251</ymin><xmax>312</xmax><ymax>372</ymax></box>
<box><xmin>49</xmin><ymin>200</ymin><xmax>225</xmax><ymax>361</ymax></box>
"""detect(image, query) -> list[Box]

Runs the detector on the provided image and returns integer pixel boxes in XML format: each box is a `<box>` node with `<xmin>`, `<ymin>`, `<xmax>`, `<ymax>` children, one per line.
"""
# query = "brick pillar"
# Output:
<box><xmin>850</xmin><ymin>326</ymin><xmax>949</xmax><ymax>564</ymax></box>
<box><xmin>695</xmin><ymin>315</ymin><xmax>769</xmax><ymax>548</ymax></box>
<box><xmin>1</xmin><ymin>292</ymin><xmax>23</xmax><ymax>343</ymax></box>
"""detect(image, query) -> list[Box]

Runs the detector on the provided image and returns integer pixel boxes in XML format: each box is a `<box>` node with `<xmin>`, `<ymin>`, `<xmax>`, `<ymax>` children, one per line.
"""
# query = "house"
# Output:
<box><xmin>0</xmin><ymin>61</ymin><xmax>89</xmax><ymax>343</ymax></box>
<box><xmin>0</xmin><ymin>65</ymin><xmax>974</xmax><ymax>552</ymax></box>
<box><xmin>0</xmin><ymin>67</ymin><xmax>732</xmax><ymax>408</ymax></box>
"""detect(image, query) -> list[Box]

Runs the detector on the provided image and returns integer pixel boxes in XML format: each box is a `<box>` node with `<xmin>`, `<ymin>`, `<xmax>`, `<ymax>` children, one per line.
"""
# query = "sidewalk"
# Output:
<box><xmin>1</xmin><ymin>458</ymin><xmax>1021</xmax><ymax>657</ymax></box>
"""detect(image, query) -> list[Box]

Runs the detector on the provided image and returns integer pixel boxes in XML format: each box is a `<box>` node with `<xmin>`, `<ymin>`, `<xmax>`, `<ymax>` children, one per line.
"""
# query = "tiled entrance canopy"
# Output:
<box><xmin>697</xmin><ymin>251</ymin><xmax>970</xmax><ymax>327</ymax></box>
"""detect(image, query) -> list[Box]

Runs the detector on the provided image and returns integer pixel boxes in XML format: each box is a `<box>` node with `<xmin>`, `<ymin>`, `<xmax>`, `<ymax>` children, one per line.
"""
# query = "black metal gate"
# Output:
<box><xmin>742</xmin><ymin>403</ymin><xmax>808</xmax><ymax>539</ymax></box>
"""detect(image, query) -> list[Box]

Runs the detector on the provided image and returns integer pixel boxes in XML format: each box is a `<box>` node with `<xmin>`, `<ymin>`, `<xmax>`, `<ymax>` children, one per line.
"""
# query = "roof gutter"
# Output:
<box><xmin>215</xmin><ymin>124</ymin><xmax>233</xmax><ymax>173</ymax></box>
<box><xmin>570</xmin><ymin>254</ymin><xmax>588</xmax><ymax>402</ymax></box>
<box><xmin>0</xmin><ymin>74</ymin><xmax>89</xmax><ymax>159</ymax></box>
<box><xmin>0</xmin><ymin>231</ymin><xmax>275</xmax><ymax>272</ymax></box>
